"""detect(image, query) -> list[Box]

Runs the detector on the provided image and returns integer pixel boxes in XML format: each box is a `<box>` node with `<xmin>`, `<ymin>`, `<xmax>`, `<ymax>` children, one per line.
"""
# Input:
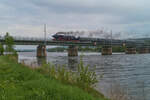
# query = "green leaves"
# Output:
<box><xmin>4</xmin><ymin>32</ymin><xmax>15</xmax><ymax>52</ymax></box>
<box><xmin>77</xmin><ymin>58</ymin><xmax>98</xmax><ymax>89</ymax></box>
<box><xmin>0</xmin><ymin>56</ymin><xmax>107</xmax><ymax>100</ymax></box>
<box><xmin>36</xmin><ymin>56</ymin><xmax>103</xmax><ymax>98</ymax></box>
<box><xmin>0</xmin><ymin>44</ymin><xmax>4</xmax><ymax>55</ymax></box>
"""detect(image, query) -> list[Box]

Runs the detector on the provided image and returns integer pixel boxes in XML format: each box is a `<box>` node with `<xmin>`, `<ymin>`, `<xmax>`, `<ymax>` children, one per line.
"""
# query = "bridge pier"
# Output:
<box><xmin>101</xmin><ymin>46</ymin><xmax>112</xmax><ymax>55</ymax></box>
<box><xmin>138</xmin><ymin>47</ymin><xmax>149</xmax><ymax>54</ymax></box>
<box><xmin>68</xmin><ymin>46</ymin><xmax>78</xmax><ymax>57</ymax></box>
<box><xmin>125</xmin><ymin>47</ymin><xmax>136</xmax><ymax>54</ymax></box>
<box><xmin>37</xmin><ymin>45</ymin><xmax>47</xmax><ymax>57</ymax></box>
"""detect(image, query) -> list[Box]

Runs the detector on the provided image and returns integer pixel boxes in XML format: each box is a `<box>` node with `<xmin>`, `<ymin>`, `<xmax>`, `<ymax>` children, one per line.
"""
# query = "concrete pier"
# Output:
<box><xmin>37</xmin><ymin>45</ymin><xmax>47</xmax><ymax>57</ymax></box>
<box><xmin>68</xmin><ymin>46</ymin><xmax>78</xmax><ymax>57</ymax></box>
<box><xmin>125</xmin><ymin>47</ymin><xmax>136</xmax><ymax>54</ymax></box>
<box><xmin>138</xmin><ymin>48</ymin><xmax>149</xmax><ymax>54</ymax></box>
<box><xmin>101</xmin><ymin>46</ymin><xmax>112</xmax><ymax>55</ymax></box>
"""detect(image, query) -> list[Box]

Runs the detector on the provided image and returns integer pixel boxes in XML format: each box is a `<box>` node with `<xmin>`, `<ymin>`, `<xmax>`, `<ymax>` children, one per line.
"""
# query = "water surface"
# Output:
<box><xmin>18</xmin><ymin>52</ymin><xmax>150</xmax><ymax>100</ymax></box>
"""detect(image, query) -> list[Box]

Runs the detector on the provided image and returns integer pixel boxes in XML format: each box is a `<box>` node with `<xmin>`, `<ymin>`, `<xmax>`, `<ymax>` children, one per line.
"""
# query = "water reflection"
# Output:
<box><xmin>36</xmin><ymin>56</ymin><xmax>79</xmax><ymax>70</ymax></box>
<box><xmin>37</xmin><ymin>57</ymin><xmax>47</xmax><ymax>66</ymax></box>
<box><xmin>68</xmin><ymin>57</ymin><xmax>78</xmax><ymax>71</ymax></box>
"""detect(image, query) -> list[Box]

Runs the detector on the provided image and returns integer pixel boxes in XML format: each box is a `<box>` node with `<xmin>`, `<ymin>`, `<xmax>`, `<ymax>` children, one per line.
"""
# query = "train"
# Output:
<box><xmin>52</xmin><ymin>32</ymin><xmax>116</xmax><ymax>43</ymax></box>
<box><xmin>52</xmin><ymin>32</ymin><xmax>106</xmax><ymax>42</ymax></box>
<box><xmin>52</xmin><ymin>32</ymin><xmax>115</xmax><ymax>46</ymax></box>
<box><xmin>52</xmin><ymin>32</ymin><xmax>143</xmax><ymax>46</ymax></box>
<box><xmin>52</xmin><ymin>32</ymin><xmax>80</xmax><ymax>42</ymax></box>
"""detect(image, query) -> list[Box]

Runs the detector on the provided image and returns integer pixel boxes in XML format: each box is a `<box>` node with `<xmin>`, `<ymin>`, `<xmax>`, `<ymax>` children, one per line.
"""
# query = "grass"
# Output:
<box><xmin>36</xmin><ymin>58</ymin><xmax>105</xmax><ymax>99</ymax></box>
<box><xmin>0</xmin><ymin>55</ymin><xmax>108</xmax><ymax>100</ymax></box>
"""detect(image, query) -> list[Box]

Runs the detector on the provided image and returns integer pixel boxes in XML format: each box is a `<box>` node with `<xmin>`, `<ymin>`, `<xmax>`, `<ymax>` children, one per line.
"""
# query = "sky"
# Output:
<box><xmin>0</xmin><ymin>0</ymin><xmax>150</xmax><ymax>39</ymax></box>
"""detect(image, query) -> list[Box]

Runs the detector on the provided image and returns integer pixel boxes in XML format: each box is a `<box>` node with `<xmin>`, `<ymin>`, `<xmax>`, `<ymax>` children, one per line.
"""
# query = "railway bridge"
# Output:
<box><xmin>0</xmin><ymin>37</ymin><xmax>149</xmax><ymax>57</ymax></box>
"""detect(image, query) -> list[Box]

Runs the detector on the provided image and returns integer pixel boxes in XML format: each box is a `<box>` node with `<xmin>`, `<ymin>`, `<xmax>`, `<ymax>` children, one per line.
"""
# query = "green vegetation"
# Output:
<box><xmin>47</xmin><ymin>47</ymin><xmax>67</xmax><ymax>52</ymax></box>
<box><xmin>4</xmin><ymin>32</ymin><xmax>15</xmax><ymax>52</ymax></box>
<box><xmin>37</xmin><ymin>57</ymin><xmax>105</xmax><ymax>99</ymax></box>
<box><xmin>47</xmin><ymin>46</ymin><xmax>125</xmax><ymax>53</ymax></box>
<box><xmin>1</xmin><ymin>32</ymin><xmax>17</xmax><ymax>56</ymax></box>
<box><xmin>0</xmin><ymin>55</ymin><xmax>108</xmax><ymax>100</ymax></box>
<box><xmin>78</xmin><ymin>46</ymin><xmax>100</xmax><ymax>52</ymax></box>
<box><xmin>0</xmin><ymin>44</ymin><xmax>4</xmax><ymax>55</ymax></box>
<box><xmin>79</xmin><ymin>46</ymin><xmax>125</xmax><ymax>52</ymax></box>
<box><xmin>47</xmin><ymin>46</ymin><xmax>101</xmax><ymax>52</ymax></box>
<box><xmin>112</xmin><ymin>46</ymin><xmax>126</xmax><ymax>52</ymax></box>
<box><xmin>16</xmin><ymin>49</ymin><xmax>35</xmax><ymax>52</ymax></box>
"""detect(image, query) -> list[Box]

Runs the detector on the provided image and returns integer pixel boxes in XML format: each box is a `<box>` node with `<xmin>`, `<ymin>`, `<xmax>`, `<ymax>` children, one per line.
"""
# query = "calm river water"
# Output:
<box><xmin>18</xmin><ymin>52</ymin><xmax>150</xmax><ymax>100</ymax></box>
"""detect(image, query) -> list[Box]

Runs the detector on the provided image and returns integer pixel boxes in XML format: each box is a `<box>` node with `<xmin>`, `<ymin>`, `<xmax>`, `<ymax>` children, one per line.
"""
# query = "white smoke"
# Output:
<box><xmin>66</xmin><ymin>29</ymin><xmax>123</xmax><ymax>39</ymax></box>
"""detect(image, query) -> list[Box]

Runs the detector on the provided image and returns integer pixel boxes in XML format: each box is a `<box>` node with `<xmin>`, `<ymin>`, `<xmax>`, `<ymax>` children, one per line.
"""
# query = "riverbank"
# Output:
<box><xmin>47</xmin><ymin>46</ymin><xmax>126</xmax><ymax>52</ymax></box>
<box><xmin>0</xmin><ymin>55</ymin><xmax>108</xmax><ymax>100</ymax></box>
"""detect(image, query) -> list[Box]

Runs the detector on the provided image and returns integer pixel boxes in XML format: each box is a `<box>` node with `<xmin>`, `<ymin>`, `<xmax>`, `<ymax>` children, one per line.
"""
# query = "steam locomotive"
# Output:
<box><xmin>52</xmin><ymin>32</ymin><xmax>80</xmax><ymax>42</ymax></box>
<box><xmin>52</xmin><ymin>32</ymin><xmax>108</xmax><ymax>43</ymax></box>
<box><xmin>52</xmin><ymin>32</ymin><xmax>140</xmax><ymax>46</ymax></box>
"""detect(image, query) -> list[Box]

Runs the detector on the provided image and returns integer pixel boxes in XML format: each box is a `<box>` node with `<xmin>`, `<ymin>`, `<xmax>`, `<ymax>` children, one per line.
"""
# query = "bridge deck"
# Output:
<box><xmin>0</xmin><ymin>37</ymin><xmax>149</xmax><ymax>47</ymax></box>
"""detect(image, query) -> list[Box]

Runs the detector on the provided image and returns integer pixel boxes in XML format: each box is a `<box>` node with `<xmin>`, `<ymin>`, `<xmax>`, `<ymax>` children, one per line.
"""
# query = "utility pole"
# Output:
<box><xmin>111</xmin><ymin>30</ymin><xmax>112</xmax><ymax>46</ymax></box>
<box><xmin>44</xmin><ymin>24</ymin><xmax>47</xmax><ymax>45</ymax></box>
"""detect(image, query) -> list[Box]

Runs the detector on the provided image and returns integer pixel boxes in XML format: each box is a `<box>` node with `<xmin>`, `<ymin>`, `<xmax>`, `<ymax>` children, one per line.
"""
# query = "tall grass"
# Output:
<box><xmin>0</xmin><ymin>55</ymin><xmax>108</xmax><ymax>100</ymax></box>
<box><xmin>35</xmin><ymin>57</ymin><xmax>105</xmax><ymax>98</ymax></box>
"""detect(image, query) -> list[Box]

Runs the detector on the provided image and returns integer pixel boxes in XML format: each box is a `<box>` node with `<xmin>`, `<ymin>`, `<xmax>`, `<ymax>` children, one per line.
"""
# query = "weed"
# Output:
<box><xmin>35</xmin><ymin>56</ymin><xmax>105</xmax><ymax>99</ymax></box>
<box><xmin>0</xmin><ymin>55</ymin><xmax>106</xmax><ymax>100</ymax></box>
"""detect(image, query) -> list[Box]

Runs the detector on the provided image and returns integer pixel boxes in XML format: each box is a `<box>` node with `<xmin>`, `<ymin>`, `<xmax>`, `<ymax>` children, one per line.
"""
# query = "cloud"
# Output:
<box><xmin>0</xmin><ymin>0</ymin><xmax>150</xmax><ymax>38</ymax></box>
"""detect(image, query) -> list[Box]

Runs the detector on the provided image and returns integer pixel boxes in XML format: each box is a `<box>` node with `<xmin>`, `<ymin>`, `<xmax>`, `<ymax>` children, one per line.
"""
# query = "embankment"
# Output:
<box><xmin>0</xmin><ymin>56</ymin><xmax>108</xmax><ymax>100</ymax></box>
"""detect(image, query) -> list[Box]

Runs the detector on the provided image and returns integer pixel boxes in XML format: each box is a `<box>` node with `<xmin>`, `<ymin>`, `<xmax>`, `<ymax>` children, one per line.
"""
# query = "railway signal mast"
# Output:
<box><xmin>44</xmin><ymin>24</ymin><xmax>47</xmax><ymax>45</ymax></box>
<box><xmin>111</xmin><ymin>30</ymin><xmax>112</xmax><ymax>46</ymax></box>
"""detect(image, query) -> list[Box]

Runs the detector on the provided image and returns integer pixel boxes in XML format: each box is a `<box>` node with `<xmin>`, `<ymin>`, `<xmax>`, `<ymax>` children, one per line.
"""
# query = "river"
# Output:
<box><xmin>18</xmin><ymin>52</ymin><xmax>150</xmax><ymax>100</ymax></box>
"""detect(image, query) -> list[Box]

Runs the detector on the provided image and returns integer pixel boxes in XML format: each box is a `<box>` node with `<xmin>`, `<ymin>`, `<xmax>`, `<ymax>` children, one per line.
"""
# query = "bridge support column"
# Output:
<box><xmin>101</xmin><ymin>46</ymin><xmax>112</xmax><ymax>55</ymax></box>
<box><xmin>37</xmin><ymin>45</ymin><xmax>47</xmax><ymax>57</ymax></box>
<box><xmin>138</xmin><ymin>48</ymin><xmax>149</xmax><ymax>54</ymax></box>
<box><xmin>125</xmin><ymin>47</ymin><xmax>136</xmax><ymax>54</ymax></box>
<box><xmin>68</xmin><ymin>46</ymin><xmax>78</xmax><ymax>57</ymax></box>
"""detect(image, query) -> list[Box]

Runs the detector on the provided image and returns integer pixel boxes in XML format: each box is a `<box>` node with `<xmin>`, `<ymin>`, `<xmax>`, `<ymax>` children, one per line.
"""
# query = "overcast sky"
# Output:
<box><xmin>0</xmin><ymin>0</ymin><xmax>150</xmax><ymax>38</ymax></box>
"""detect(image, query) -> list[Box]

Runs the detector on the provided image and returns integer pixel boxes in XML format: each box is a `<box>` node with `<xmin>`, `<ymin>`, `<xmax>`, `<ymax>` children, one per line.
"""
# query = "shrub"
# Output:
<box><xmin>35</xmin><ymin>56</ymin><xmax>104</xmax><ymax>98</ymax></box>
<box><xmin>76</xmin><ymin>58</ymin><xmax>98</xmax><ymax>89</ymax></box>
<box><xmin>0</xmin><ymin>56</ymin><xmax>104</xmax><ymax>100</ymax></box>
<box><xmin>0</xmin><ymin>44</ymin><xmax>4</xmax><ymax>55</ymax></box>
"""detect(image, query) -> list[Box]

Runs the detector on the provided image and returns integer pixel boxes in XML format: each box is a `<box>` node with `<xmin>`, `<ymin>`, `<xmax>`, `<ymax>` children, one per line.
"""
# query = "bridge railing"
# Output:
<box><xmin>0</xmin><ymin>36</ymin><xmax>52</xmax><ymax>41</ymax></box>
<box><xmin>13</xmin><ymin>36</ymin><xmax>46</xmax><ymax>41</ymax></box>
<box><xmin>0</xmin><ymin>36</ymin><xmax>149</xmax><ymax>47</ymax></box>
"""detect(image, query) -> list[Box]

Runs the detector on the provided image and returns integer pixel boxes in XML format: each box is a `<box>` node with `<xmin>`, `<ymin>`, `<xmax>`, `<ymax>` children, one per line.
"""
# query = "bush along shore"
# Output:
<box><xmin>0</xmin><ymin>55</ymin><xmax>108</xmax><ymax>100</ymax></box>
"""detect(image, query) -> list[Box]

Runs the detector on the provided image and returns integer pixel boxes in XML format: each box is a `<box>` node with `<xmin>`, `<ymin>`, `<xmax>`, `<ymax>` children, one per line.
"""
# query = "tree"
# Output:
<box><xmin>0</xmin><ymin>43</ymin><xmax>4</xmax><ymax>55</ymax></box>
<box><xmin>4</xmin><ymin>32</ymin><xmax>15</xmax><ymax>52</ymax></box>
